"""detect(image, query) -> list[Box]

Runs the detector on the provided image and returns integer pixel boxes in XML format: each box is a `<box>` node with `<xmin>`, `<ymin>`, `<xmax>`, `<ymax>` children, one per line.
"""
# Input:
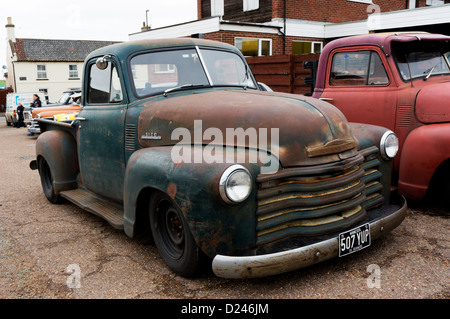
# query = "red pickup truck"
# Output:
<box><xmin>312</xmin><ymin>32</ymin><xmax>450</xmax><ymax>201</ymax></box>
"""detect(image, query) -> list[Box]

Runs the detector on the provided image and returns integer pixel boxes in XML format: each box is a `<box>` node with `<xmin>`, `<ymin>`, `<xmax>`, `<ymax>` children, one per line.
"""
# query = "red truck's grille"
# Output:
<box><xmin>255</xmin><ymin>147</ymin><xmax>384</xmax><ymax>246</ymax></box>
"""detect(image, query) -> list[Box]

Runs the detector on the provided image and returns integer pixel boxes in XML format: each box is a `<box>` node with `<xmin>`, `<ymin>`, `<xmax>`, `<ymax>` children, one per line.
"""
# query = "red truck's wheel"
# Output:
<box><xmin>149</xmin><ymin>191</ymin><xmax>204</xmax><ymax>277</ymax></box>
<box><xmin>38</xmin><ymin>158</ymin><xmax>62</xmax><ymax>204</ymax></box>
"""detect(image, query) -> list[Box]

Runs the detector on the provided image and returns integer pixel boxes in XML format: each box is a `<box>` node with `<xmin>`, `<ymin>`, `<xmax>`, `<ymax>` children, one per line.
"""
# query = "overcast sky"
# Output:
<box><xmin>0</xmin><ymin>0</ymin><xmax>198</xmax><ymax>79</ymax></box>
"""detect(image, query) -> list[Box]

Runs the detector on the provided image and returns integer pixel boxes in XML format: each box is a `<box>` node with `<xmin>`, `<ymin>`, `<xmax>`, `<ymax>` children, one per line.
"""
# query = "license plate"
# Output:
<box><xmin>339</xmin><ymin>223</ymin><xmax>371</xmax><ymax>257</ymax></box>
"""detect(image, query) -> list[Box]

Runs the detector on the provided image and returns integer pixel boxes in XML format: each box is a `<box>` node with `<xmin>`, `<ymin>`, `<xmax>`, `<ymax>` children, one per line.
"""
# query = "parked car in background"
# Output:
<box><xmin>27</xmin><ymin>92</ymin><xmax>81</xmax><ymax>135</ymax></box>
<box><xmin>48</xmin><ymin>89</ymin><xmax>81</xmax><ymax>106</ymax></box>
<box><xmin>311</xmin><ymin>32</ymin><xmax>450</xmax><ymax>201</ymax></box>
<box><xmin>5</xmin><ymin>92</ymin><xmax>47</xmax><ymax>126</ymax></box>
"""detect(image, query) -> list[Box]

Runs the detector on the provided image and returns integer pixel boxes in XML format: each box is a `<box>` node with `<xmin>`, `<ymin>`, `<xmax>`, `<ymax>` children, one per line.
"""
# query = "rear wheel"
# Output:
<box><xmin>38</xmin><ymin>158</ymin><xmax>62</xmax><ymax>204</ymax></box>
<box><xmin>149</xmin><ymin>191</ymin><xmax>204</xmax><ymax>277</ymax></box>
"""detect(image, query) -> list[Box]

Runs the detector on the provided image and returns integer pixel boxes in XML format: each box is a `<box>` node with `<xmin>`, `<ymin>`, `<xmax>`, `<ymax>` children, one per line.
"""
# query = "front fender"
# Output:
<box><xmin>398</xmin><ymin>124</ymin><xmax>450</xmax><ymax>200</ymax></box>
<box><xmin>123</xmin><ymin>146</ymin><xmax>279</xmax><ymax>258</ymax></box>
<box><xmin>35</xmin><ymin>130</ymin><xmax>79</xmax><ymax>193</ymax></box>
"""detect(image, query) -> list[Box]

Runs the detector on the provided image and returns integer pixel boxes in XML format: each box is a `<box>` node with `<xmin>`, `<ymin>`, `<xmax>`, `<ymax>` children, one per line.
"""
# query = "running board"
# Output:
<box><xmin>60</xmin><ymin>188</ymin><xmax>124</xmax><ymax>229</ymax></box>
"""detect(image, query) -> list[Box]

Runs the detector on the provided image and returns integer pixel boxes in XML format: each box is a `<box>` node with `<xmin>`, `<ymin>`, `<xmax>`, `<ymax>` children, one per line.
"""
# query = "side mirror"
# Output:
<box><xmin>96</xmin><ymin>55</ymin><xmax>112</xmax><ymax>70</ymax></box>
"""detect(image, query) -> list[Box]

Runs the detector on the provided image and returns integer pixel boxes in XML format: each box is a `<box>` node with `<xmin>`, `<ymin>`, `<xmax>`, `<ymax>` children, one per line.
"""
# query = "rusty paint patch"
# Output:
<box><xmin>167</xmin><ymin>182</ymin><xmax>177</xmax><ymax>199</ymax></box>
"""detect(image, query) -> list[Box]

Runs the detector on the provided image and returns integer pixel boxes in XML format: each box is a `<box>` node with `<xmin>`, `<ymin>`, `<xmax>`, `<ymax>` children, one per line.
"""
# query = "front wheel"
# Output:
<box><xmin>149</xmin><ymin>191</ymin><xmax>204</xmax><ymax>277</ymax></box>
<box><xmin>38</xmin><ymin>158</ymin><xmax>62</xmax><ymax>204</ymax></box>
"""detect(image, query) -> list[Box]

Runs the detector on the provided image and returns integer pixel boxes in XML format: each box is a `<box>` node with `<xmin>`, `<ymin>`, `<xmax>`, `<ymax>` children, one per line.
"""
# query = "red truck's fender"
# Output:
<box><xmin>398</xmin><ymin>123</ymin><xmax>450</xmax><ymax>200</ymax></box>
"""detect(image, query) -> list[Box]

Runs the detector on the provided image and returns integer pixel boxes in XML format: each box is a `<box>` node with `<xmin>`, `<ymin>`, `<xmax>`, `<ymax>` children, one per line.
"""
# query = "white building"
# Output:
<box><xmin>5</xmin><ymin>18</ymin><xmax>119</xmax><ymax>103</ymax></box>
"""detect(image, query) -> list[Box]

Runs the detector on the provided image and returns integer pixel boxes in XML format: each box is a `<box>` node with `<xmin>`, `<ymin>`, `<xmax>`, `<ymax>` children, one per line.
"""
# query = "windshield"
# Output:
<box><xmin>130</xmin><ymin>48</ymin><xmax>257</xmax><ymax>98</ymax></box>
<box><xmin>392</xmin><ymin>41</ymin><xmax>450</xmax><ymax>81</ymax></box>
<box><xmin>57</xmin><ymin>92</ymin><xmax>72</xmax><ymax>104</ymax></box>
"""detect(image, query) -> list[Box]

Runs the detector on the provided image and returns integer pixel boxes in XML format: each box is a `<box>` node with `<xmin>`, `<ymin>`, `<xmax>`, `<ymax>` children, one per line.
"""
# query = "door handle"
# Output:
<box><xmin>320</xmin><ymin>98</ymin><xmax>334</xmax><ymax>101</ymax></box>
<box><xmin>76</xmin><ymin>117</ymin><xmax>86</xmax><ymax>121</ymax></box>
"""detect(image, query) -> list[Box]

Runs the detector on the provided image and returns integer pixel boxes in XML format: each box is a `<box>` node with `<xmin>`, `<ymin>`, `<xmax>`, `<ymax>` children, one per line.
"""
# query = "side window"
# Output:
<box><xmin>87</xmin><ymin>62</ymin><xmax>123</xmax><ymax>104</ymax></box>
<box><xmin>330</xmin><ymin>51</ymin><xmax>389</xmax><ymax>86</ymax></box>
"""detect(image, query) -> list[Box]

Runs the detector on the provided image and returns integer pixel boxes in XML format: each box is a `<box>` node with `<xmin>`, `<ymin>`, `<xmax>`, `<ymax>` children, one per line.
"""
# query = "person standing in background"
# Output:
<box><xmin>16</xmin><ymin>103</ymin><xmax>24</xmax><ymax>128</ymax></box>
<box><xmin>30</xmin><ymin>94</ymin><xmax>42</xmax><ymax>108</ymax></box>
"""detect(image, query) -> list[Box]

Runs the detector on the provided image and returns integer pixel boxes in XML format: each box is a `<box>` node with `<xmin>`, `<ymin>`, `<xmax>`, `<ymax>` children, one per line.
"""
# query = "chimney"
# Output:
<box><xmin>5</xmin><ymin>17</ymin><xmax>16</xmax><ymax>43</ymax></box>
<box><xmin>141</xmin><ymin>21</ymin><xmax>151</xmax><ymax>32</ymax></box>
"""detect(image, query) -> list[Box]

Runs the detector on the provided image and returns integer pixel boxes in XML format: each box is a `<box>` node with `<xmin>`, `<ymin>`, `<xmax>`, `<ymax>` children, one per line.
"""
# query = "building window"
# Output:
<box><xmin>292</xmin><ymin>41</ymin><xmax>323</xmax><ymax>55</ymax></box>
<box><xmin>235</xmin><ymin>38</ymin><xmax>272</xmax><ymax>57</ymax></box>
<box><xmin>69</xmin><ymin>65</ymin><xmax>79</xmax><ymax>79</ymax></box>
<box><xmin>211</xmin><ymin>0</ymin><xmax>224</xmax><ymax>16</ymax></box>
<box><xmin>154</xmin><ymin>64</ymin><xmax>176</xmax><ymax>73</ymax></box>
<box><xmin>347</xmin><ymin>0</ymin><xmax>373</xmax><ymax>4</ymax></box>
<box><xmin>243</xmin><ymin>0</ymin><xmax>259</xmax><ymax>11</ymax></box>
<box><xmin>37</xmin><ymin>65</ymin><xmax>47</xmax><ymax>79</ymax></box>
<box><xmin>39</xmin><ymin>88</ymin><xmax>49</xmax><ymax>103</ymax></box>
<box><xmin>426</xmin><ymin>0</ymin><xmax>444</xmax><ymax>5</ymax></box>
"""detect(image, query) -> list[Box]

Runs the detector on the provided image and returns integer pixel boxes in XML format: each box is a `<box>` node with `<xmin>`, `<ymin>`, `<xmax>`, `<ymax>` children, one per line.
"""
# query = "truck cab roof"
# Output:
<box><xmin>85</xmin><ymin>38</ymin><xmax>242</xmax><ymax>62</ymax></box>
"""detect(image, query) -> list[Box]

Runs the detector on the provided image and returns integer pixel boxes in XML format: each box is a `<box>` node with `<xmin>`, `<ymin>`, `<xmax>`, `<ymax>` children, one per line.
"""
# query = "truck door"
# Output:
<box><xmin>320</xmin><ymin>48</ymin><xmax>398</xmax><ymax>131</ymax></box>
<box><xmin>77</xmin><ymin>58</ymin><xmax>127</xmax><ymax>202</ymax></box>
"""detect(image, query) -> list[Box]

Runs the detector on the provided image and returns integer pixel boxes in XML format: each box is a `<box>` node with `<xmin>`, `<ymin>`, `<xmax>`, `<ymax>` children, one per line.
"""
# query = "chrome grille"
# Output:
<box><xmin>255</xmin><ymin>148</ymin><xmax>385</xmax><ymax>246</ymax></box>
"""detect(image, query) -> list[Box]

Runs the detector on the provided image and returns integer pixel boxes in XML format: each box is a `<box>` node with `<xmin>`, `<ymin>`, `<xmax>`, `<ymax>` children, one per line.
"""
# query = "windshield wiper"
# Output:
<box><xmin>163</xmin><ymin>84</ymin><xmax>210</xmax><ymax>97</ymax></box>
<box><xmin>423</xmin><ymin>62</ymin><xmax>442</xmax><ymax>81</ymax></box>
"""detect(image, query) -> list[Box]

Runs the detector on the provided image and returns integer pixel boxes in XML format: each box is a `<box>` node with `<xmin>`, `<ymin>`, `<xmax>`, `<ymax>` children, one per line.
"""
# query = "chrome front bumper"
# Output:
<box><xmin>27</xmin><ymin>123</ymin><xmax>41</xmax><ymax>134</ymax></box>
<box><xmin>212</xmin><ymin>197</ymin><xmax>407</xmax><ymax>279</ymax></box>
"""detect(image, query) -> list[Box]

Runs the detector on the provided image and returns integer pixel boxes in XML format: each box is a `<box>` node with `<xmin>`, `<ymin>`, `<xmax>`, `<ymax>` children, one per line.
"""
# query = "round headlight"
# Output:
<box><xmin>380</xmin><ymin>131</ymin><xmax>399</xmax><ymax>160</ymax></box>
<box><xmin>219</xmin><ymin>165</ymin><xmax>252</xmax><ymax>204</ymax></box>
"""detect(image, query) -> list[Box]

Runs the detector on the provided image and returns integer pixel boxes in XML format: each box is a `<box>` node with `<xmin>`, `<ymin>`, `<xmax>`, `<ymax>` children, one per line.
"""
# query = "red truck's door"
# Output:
<box><xmin>320</xmin><ymin>47</ymin><xmax>398</xmax><ymax>132</ymax></box>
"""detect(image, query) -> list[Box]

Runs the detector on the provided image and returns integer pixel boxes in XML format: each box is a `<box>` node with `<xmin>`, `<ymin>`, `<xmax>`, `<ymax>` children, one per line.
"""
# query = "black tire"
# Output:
<box><xmin>6</xmin><ymin>119</ymin><xmax>11</xmax><ymax>126</ymax></box>
<box><xmin>38</xmin><ymin>158</ymin><xmax>62</xmax><ymax>204</ymax></box>
<box><xmin>149</xmin><ymin>191</ymin><xmax>204</xmax><ymax>277</ymax></box>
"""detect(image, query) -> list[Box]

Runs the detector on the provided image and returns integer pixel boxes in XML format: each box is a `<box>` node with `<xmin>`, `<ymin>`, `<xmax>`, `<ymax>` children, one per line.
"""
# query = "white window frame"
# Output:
<box><xmin>38</xmin><ymin>88</ymin><xmax>49</xmax><ymax>102</ymax></box>
<box><xmin>234</xmin><ymin>37</ymin><xmax>272</xmax><ymax>57</ymax></box>
<box><xmin>243</xmin><ymin>0</ymin><xmax>259</xmax><ymax>12</ymax></box>
<box><xmin>211</xmin><ymin>0</ymin><xmax>224</xmax><ymax>17</ymax></box>
<box><xmin>69</xmin><ymin>64</ymin><xmax>79</xmax><ymax>79</ymax></box>
<box><xmin>292</xmin><ymin>41</ymin><xmax>323</xmax><ymax>54</ymax></box>
<box><xmin>37</xmin><ymin>64</ymin><xmax>47</xmax><ymax>79</ymax></box>
<box><xmin>154</xmin><ymin>64</ymin><xmax>176</xmax><ymax>74</ymax></box>
<box><xmin>347</xmin><ymin>0</ymin><xmax>373</xmax><ymax>3</ymax></box>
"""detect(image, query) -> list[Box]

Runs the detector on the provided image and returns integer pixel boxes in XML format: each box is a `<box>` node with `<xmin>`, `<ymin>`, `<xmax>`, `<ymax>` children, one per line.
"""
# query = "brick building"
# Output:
<box><xmin>130</xmin><ymin>0</ymin><xmax>450</xmax><ymax>57</ymax></box>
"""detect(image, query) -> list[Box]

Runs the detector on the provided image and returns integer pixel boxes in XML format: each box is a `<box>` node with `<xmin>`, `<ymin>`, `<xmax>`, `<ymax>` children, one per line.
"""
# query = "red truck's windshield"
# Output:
<box><xmin>392</xmin><ymin>41</ymin><xmax>450</xmax><ymax>82</ymax></box>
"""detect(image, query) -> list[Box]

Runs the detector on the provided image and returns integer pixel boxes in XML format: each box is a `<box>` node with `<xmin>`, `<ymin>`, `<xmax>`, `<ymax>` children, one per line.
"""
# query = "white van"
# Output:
<box><xmin>5</xmin><ymin>92</ymin><xmax>47</xmax><ymax>126</ymax></box>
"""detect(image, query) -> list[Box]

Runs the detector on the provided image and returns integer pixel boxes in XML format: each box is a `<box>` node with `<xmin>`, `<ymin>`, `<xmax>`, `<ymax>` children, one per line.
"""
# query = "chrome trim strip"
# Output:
<box><xmin>195</xmin><ymin>46</ymin><xmax>214</xmax><ymax>86</ymax></box>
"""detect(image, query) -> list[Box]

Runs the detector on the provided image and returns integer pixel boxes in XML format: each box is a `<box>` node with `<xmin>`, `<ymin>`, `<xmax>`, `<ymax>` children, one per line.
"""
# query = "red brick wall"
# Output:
<box><xmin>203</xmin><ymin>31</ymin><xmax>323</xmax><ymax>55</ymax></box>
<box><xmin>272</xmin><ymin>0</ymin><xmax>409</xmax><ymax>23</ymax></box>
<box><xmin>198</xmin><ymin>0</ymin><xmax>202</xmax><ymax>19</ymax></box>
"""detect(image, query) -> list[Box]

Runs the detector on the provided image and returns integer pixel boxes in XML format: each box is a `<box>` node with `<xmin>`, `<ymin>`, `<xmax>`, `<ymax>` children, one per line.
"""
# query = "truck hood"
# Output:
<box><xmin>138</xmin><ymin>90</ymin><xmax>359</xmax><ymax>167</ymax></box>
<box><xmin>416</xmin><ymin>81</ymin><xmax>450</xmax><ymax>124</ymax></box>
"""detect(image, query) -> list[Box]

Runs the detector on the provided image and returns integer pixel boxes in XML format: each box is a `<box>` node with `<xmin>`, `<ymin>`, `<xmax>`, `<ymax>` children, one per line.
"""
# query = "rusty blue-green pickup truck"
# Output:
<box><xmin>30</xmin><ymin>38</ymin><xmax>407</xmax><ymax>279</ymax></box>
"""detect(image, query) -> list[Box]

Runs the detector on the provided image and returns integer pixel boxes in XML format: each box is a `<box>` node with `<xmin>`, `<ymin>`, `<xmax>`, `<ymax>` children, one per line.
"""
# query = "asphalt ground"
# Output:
<box><xmin>0</xmin><ymin>118</ymin><xmax>448</xmax><ymax>300</ymax></box>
